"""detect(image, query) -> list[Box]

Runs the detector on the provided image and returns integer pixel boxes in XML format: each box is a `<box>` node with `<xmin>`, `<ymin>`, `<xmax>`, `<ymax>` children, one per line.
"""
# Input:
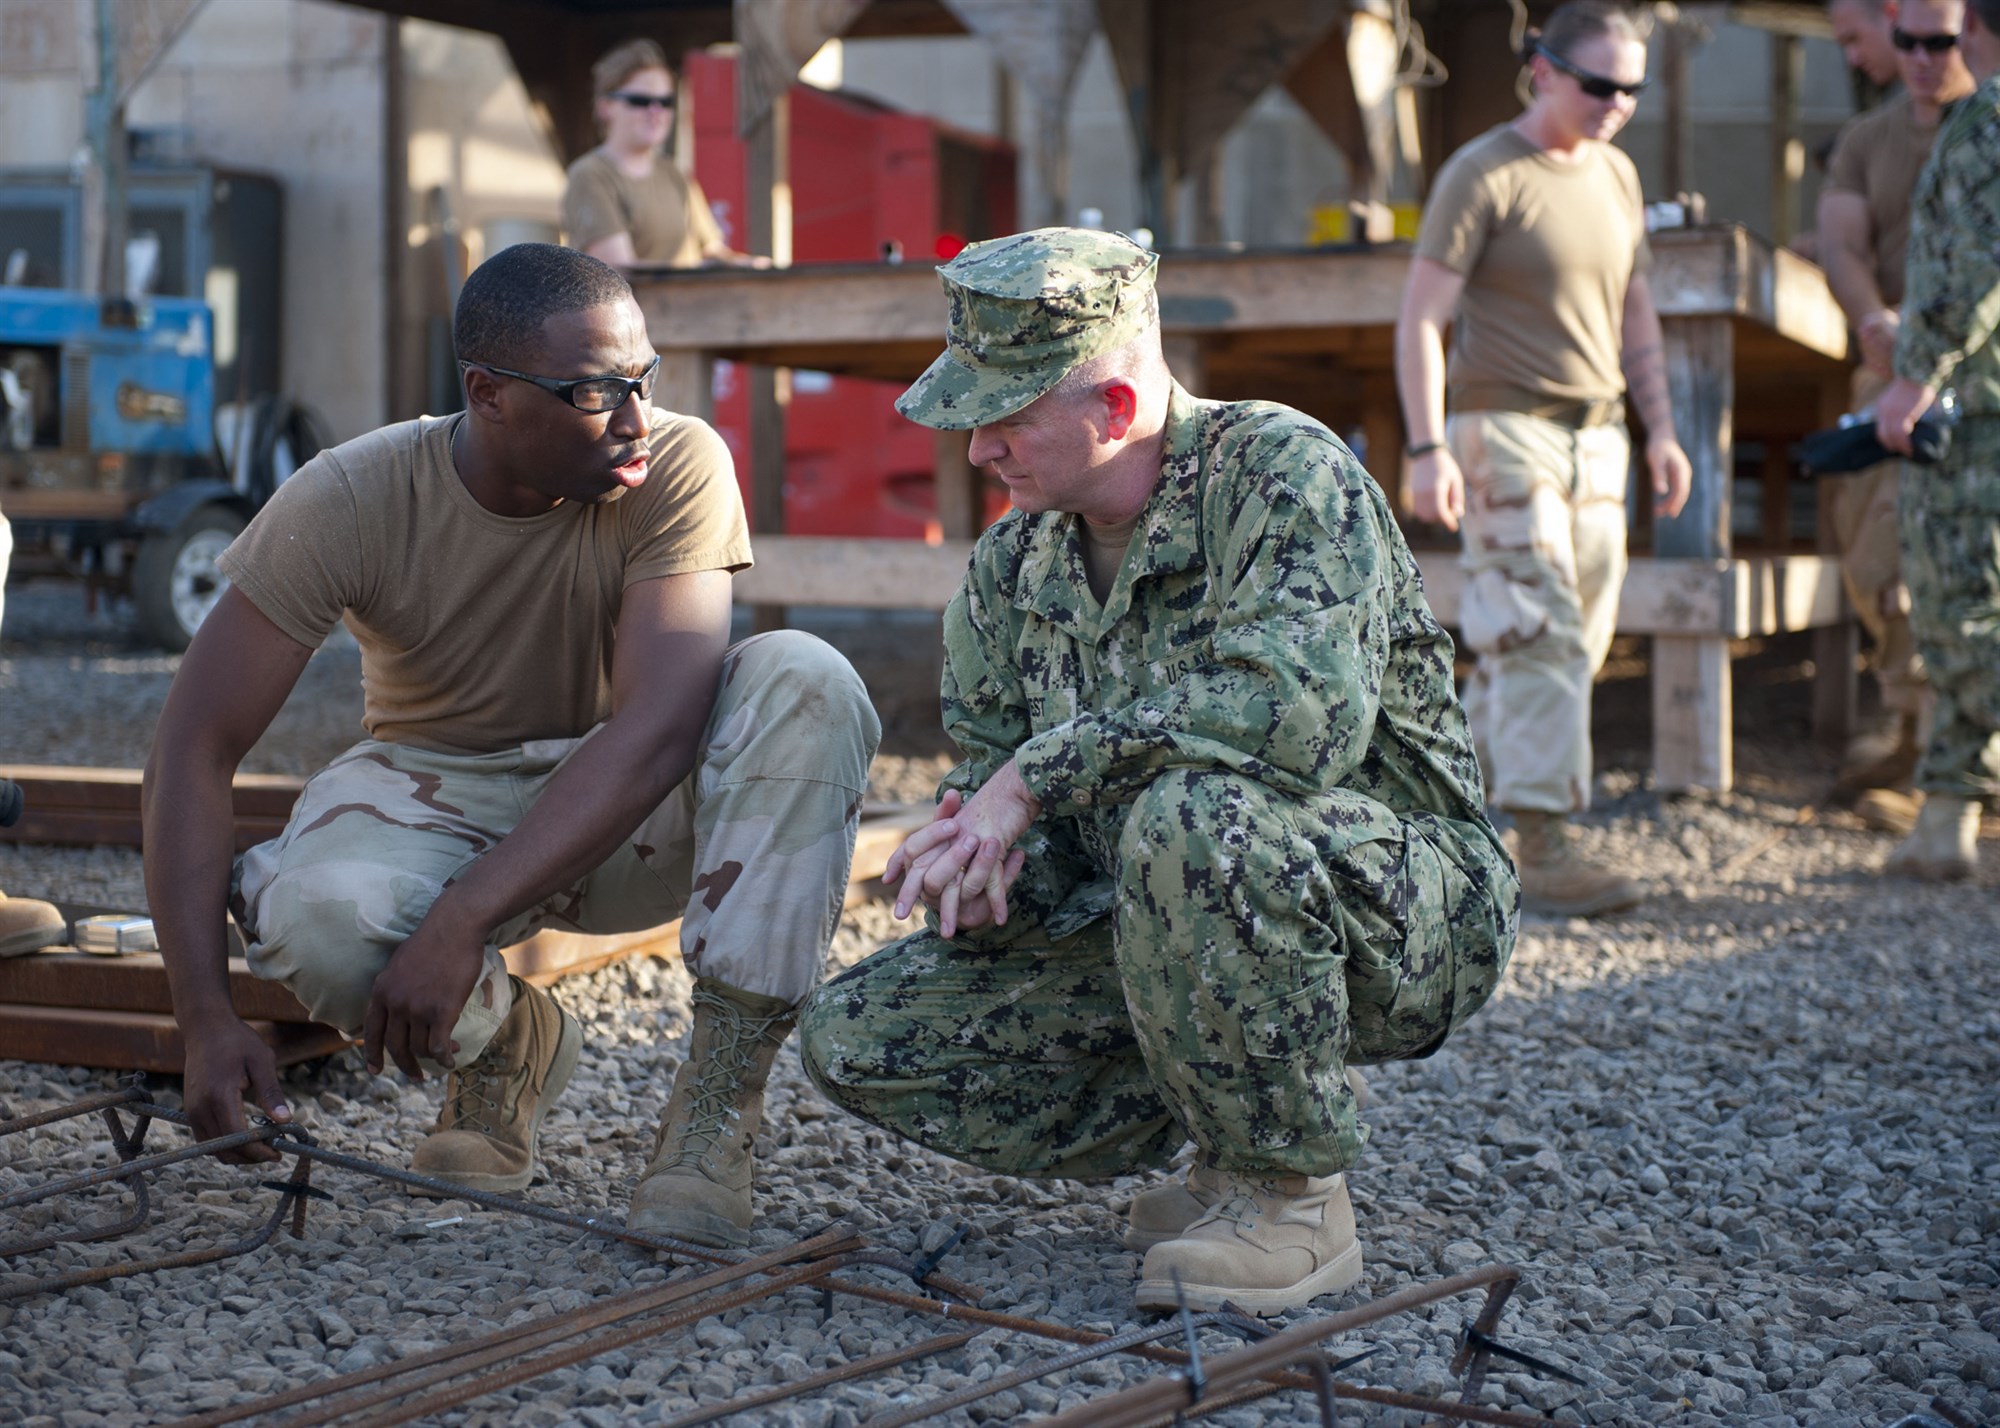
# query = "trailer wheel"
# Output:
<box><xmin>134</xmin><ymin>505</ymin><xmax>245</xmax><ymax>652</ymax></box>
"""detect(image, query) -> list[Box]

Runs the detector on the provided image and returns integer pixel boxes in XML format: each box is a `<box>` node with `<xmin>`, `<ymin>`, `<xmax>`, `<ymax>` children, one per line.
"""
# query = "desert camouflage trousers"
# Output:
<box><xmin>799</xmin><ymin>769</ymin><xmax>1517</xmax><ymax>1181</ymax></box>
<box><xmin>233</xmin><ymin>631</ymin><xmax>880</xmax><ymax>1066</ymax></box>
<box><xmin>1449</xmin><ymin>410</ymin><xmax>1629</xmax><ymax>813</ymax></box>
<box><xmin>1827</xmin><ymin>367</ymin><xmax>1927</xmax><ymax>717</ymax></box>
<box><xmin>1901</xmin><ymin>418</ymin><xmax>2000</xmax><ymax>801</ymax></box>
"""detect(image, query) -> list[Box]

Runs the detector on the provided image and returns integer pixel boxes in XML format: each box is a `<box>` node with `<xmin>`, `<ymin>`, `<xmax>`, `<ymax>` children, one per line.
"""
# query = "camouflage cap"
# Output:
<box><xmin>896</xmin><ymin>227</ymin><xmax>1160</xmax><ymax>431</ymax></box>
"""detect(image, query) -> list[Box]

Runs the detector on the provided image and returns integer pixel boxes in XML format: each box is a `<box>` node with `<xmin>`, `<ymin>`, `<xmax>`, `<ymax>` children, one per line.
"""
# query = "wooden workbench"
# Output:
<box><xmin>630</xmin><ymin>225</ymin><xmax>1854</xmax><ymax>794</ymax></box>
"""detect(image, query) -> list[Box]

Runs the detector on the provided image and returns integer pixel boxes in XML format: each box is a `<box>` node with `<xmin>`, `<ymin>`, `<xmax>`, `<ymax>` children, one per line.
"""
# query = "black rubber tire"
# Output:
<box><xmin>133</xmin><ymin>505</ymin><xmax>246</xmax><ymax>652</ymax></box>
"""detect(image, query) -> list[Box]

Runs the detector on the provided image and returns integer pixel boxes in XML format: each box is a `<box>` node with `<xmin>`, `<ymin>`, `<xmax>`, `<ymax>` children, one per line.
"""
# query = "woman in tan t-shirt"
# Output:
<box><xmin>560</xmin><ymin>39</ymin><xmax>764</xmax><ymax>269</ymax></box>
<box><xmin>1394</xmin><ymin>1</ymin><xmax>1690</xmax><ymax>919</ymax></box>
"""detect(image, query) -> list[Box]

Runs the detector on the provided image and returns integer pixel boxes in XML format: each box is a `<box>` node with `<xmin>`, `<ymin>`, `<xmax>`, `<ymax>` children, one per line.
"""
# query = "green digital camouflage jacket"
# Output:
<box><xmin>1898</xmin><ymin>72</ymin><xmax>2000</xmax><ymax>422</ymax></box>
<box><xmin>936</xmin><ymin>383</ymin><xmax>1498</xmax><ymax>938</ymax></box>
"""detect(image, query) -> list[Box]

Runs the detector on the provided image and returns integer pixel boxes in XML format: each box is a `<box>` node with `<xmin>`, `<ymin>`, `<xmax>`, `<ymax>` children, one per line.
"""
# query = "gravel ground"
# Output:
<box><xmin>2</xmin><ymin>582</ymin><xmax>1998</xmax><ymax>1427</ymax></box>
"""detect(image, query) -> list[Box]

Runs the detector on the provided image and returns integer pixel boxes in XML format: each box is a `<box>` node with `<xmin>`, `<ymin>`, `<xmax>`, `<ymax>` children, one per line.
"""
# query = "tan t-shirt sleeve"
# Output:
<box><xmin>1613</xmin><ymin>147</ymin><xmax>1652</xmax><ymax>275</ymax></box>
<box><xmin>214</xmin><ymin>454</ymin><xmax>365</xmax><ymax>648</ymax></box>
<box><xmin>562</xmin><ymin>156</ymin><xmax>630</xmax><ymax>251</ymax></box>
<box><xmin>1823</xmin><ymin>117</ymin><xmax>1869</xmax><ymax>198</ymax></box>
<box><xmin>620</xmin><ymin>413</ymin><xmax>753</xmax><ymax>586</ymax></box>
<box><xmin>1414</xmin><ymin>149</ymin><xmax>1498</xmax><ymax>275</ymax></box>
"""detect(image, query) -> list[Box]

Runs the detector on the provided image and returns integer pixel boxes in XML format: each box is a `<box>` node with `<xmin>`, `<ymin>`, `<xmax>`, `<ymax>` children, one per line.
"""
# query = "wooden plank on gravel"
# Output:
<box><xmin>0</xmin><ymin>952</ymin><xmax>311</xmax><ymax>1023</ymax></box>
<box><xmin>0</xmin><ymin>809</ymin><xmax>933</xmax><ymax>1040</ymax></box>
<box><xmin>0</xmin><ymin>765</ymin><xmax>301</xmax><ymax>851</ymax></box>
<box><xmin>0</xmin><ymin>1004</ymin><xmax>351</xmax><ymax>1073</ymax></box>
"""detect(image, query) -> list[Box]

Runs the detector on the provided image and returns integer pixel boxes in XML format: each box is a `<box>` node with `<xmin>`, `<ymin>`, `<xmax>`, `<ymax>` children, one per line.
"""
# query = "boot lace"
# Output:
<box><xmin>654</xmin><ymin>986</ymin><xmax>788</xmax><ymax>1171</ymax></box>
<box><xmin>438</xmin><ymin>1028</ymin><xmax>535</xmax><ymax>1135</ymax></box>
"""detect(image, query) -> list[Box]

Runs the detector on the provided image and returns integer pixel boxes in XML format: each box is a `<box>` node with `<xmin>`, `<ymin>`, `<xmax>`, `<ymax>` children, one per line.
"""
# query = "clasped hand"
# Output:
<box><xmin>885</xmin><ymin>762</ymin><xmax>1040</xmax><ymax>938</ymax></box>
<box><xmin>361</xmin><ymin>909</ymin><xmax>488</xmax><ymax>1080</ymax></box>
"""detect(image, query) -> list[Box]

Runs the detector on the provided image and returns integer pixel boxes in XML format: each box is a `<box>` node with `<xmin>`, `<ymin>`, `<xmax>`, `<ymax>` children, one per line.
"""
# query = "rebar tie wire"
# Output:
<box><xmin>6</xmin><ymin>1081</ymin><xmax>1579</xmax><ymax>1427</ymax></box>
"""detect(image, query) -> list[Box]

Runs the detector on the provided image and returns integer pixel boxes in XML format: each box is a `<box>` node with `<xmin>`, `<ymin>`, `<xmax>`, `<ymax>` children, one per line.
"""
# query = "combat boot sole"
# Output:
<box><xmin>1520</xmin><ymin>880</ymin><xmax>1644</xmax><ymax>919</ymax></box>
<box><xmin>628</xmin><ymin>1191</ymin><xmax>752</xmax><ymax>1250</ymax></box>
<box><xmin>409</xmin><ymin>1006</ymin><xmax>583</xmax><ymax>1198</ymax></box>
<box><xmin>1134</xmin><ymin>1238</ymin><xmax>1364</xmax><ymax>1317</ymax></box>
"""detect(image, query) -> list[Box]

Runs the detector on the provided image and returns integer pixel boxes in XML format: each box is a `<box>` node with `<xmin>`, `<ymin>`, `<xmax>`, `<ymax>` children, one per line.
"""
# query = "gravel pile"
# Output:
<box><xmin>2</xmin><ymin>584</ymin><xmax>1997</xmax><ymax>1427</ymax></box>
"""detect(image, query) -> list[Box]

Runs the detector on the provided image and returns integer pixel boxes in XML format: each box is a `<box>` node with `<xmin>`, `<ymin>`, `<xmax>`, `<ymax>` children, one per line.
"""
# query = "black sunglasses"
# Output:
<box><xmin>459</xmin><ymin>354</ymin><xmax>660</xmax><ymax>414</ymax></box>
<box><xmin>1891</xmin><ymin>26</ymin><xmax>1958</xmax><ymax>51</ymax></box>
<box><xmin>1536</xmin><ymin>44</ymin><xmax>1649</xmax><ymax>99</ymax></box>
<box><xmin>610</xmin><ymin>91</ymin><xmax>676</xmax><ymax>110</ymax></box>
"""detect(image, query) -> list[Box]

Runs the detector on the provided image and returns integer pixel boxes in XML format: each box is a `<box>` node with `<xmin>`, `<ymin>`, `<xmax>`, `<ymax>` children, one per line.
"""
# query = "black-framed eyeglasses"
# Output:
<box><xmin>610</xmin><ymin>91</ymin><xmax>676</xmax><ymax>110</ymax></box>
<box><xmin>1891</xmin><ymin>26</ymin><xmax>1958</xmax><ymax>51</ymax></box>
<box><xmin>1536</xmin><ymin>43</ymin><xmax>1649</xmax><ymax>99</ymax></box>
<box><xmin>458</xmin><ymin>354</ymin><xmax>660</xmax><ymax>414</ymax></box>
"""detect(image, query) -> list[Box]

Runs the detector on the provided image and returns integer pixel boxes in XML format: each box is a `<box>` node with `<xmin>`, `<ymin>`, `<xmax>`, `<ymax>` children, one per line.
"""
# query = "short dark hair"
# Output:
<box><xmin>453</xmin><ymin>242</ymin><xmax>633</xmax><ymax>368</ymax></box>
<box><xmin>1970</xmin><ymin>0</ymin><xmax>2000</xmax><ymax>34</ymax></box>
<box><xmin>1522</xmin><ymin>1</ymin><xmax>1648</xmax><ymax>64</ymax></box>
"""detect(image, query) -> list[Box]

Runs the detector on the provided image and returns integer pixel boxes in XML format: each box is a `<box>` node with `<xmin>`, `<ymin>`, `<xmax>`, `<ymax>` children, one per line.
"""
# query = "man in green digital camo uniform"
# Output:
<box><xmin>799</xmin><ymin>229</ymin><xmax>1519</xmax><ymax>1315</ymax></box>
<box><xmin>1875</xmin><ymin>0</ymin><xmax>2000</xmax><ymax>878</ymax></box>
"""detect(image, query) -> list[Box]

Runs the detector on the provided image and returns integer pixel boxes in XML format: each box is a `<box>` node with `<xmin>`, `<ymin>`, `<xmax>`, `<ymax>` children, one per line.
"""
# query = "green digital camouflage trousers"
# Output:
<box><xmin>1901</xmin><ymin>418</ymin><xmax>2000</xmax><ymax>801</ymax></box>
<box><xmin>799</xmin><ymin>769</ymin><xmax>1517</xmax><ymax>1181</ymax></box>
<box><xmin>1449</xmin><ymin>410</ymin><xmax>1630</xmax><ymax>814</ymax></box>
<box><xmin>233</xmin><ymin>631</ymin><xmax>880</xmax><ymax>1065</ymax></box>
<box><xmin>1831</xmin><ymin>367</ymin><xmax>1927</xmax><ymax>717</ymax></box>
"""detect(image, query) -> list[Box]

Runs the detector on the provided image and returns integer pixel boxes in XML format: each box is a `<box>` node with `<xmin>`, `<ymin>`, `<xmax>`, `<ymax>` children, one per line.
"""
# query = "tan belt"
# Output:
<box><xmin>1451</xmin><ymin>383</ymin><xmax>1627</xmax><ymax>430</ymax></box>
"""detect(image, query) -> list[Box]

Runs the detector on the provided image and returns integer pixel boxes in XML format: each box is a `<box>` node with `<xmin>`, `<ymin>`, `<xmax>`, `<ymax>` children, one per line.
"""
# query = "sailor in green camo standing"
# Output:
<box><xmin>798</xmin><ymin>228</ymin><xmax>1520</xmax><ymax>1316</ymax></box>
<box><xmin>1875</xmin><ymin>0</ymin><xmax>2000</xmax><ymax>879</ymax></box>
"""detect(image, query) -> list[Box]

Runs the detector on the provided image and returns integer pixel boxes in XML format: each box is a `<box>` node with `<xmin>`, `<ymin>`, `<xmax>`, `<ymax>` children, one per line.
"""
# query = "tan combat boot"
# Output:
<box><xmin>627</xmin><ymin>979</ymin><xmax>795</xmax><ymax>1249</ymax></box>
<box><xmin>0</xmin><ymin>892</ymin><xmax>67</xmax><ymax>958</ymax></box>
<box><xmin>1124</xmin><ymin>1161</ymin><xmax>1229</xmax><ymax>1252</ymax></box>
<box><xmin>1885</xmin><ymin>794</ymin><xmax>1980</xmax><ymax>881</ymax></box>
<box><xmin>1135</xmin><ymin>1172</ymin><xmax>1364</xmax><ymax>1316</ymax></box>
<box><xmin>1124</xmin><ymin>1068</ymin><xmax>1370</xmax><ymax>1251</ymax></box>
<box><xmin>410</xmin><ymin>975</ymin><xmax>581</xmax><ymax>1195</ymax></box>
<box><xmin>1511</xmin><ymin>811</ymin><xmax>1644</xmax><ymax>917</ymax></box>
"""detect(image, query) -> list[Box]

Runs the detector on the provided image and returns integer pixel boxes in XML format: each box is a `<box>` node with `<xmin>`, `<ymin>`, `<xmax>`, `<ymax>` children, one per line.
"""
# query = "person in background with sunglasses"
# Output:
<box><xmin>1829</xmin><ymin>0</ymin><xmax>1905</xmax><ymax>90</ymax></box>
<box><xmin>1395</xmin><ymin>0</ymin><xmax>1689</xmax><ymax>919</ymax></box>
<box><xmin>561</xmin><ymin>38</ymin><xmax>764</xmax><ymax>269</ymax></box>
<box><xmin>1873</xmin><ymin>0</ymin><xmax>2000</xmax><ymax>878</ymax></box>
<box><xmin>1813</xmin><ymin>0</ymin><xmax>1973</xmax><ymax>827</ymax></box>
<box><xmin>143</xmin><ymin>243</ymin><xmax>879</xmax><ymax>1250</ymax></box>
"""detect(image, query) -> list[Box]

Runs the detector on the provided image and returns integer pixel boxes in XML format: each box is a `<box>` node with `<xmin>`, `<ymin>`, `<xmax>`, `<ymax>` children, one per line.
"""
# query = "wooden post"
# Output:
<box><xmin>655</xmin><ymin>351</ymin><xmax>715</xmax><ymax>425</ymax></box>
<box><xmin>933</xmin><ymin>430</ymin><xmax>983</xmax><ymax>542</ymax></box>
<box><xmin>1770</xmin><ymin>34</ymin><xmax>1804</xmax><ymax>248</ymax></box>
<box><xmin>1759</xmin><ymin>441</ymin><xmax>1792</xmax><ymax>551</ymax></box>
<box><xmin>1360</xmin><ymin>370</ymin><xmax>1403</xmax><ymax>510</ymax></box>
<box><xmin>1161</xmin><ymin>334</ymin><xmax>1207</xmax><ymax>397</ymax></box>
<box><xmin>746</xmin><ymin>93</ymin><xmax>791</xmax><ymax>633</ymax></box>
<box><xmin>1661</xmin><ymin>12</ymin><xmax>1694</xmax><ymax>200</ymax></box>
<box><xmin>1652</xmin><ymin>315</ymin><xmax>1735</xmax><ymax>793</ymax></box>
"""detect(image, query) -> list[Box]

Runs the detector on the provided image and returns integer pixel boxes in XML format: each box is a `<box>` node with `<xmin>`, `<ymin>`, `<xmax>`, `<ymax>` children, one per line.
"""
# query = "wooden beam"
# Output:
<box><xmin>0</xmin><ymin>1005</ymin><xmax>348</xmax><ymax>1075</ymax></box>
<box><xmin>0</xmin><ymin>766</ymin><xmax>299</xmax><ymax>851</ymax></box>
<box><xmin>734</xmin><ymin>535</ymin><xmax>974</xmax><ymax>608</ymax></box>
<box><xmin>629</xmin><ymin>228</ymin><xmax>1848</xmax><ymax>369</ymax></box>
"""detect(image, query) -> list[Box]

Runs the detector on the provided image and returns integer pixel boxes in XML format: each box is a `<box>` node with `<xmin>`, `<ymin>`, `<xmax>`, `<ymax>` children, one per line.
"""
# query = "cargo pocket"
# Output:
<box><xmin>1234</xmin><ymin>971</ymin><xmax>1350</xmax><ymax>1153</ymax></box>
<box><xmin>1457</xmin><ymin>565</ymin><xmax>1552</xmax><ymax>656</ymax></box>
<box><xmin>1346</xmin><ymin>828</ymin><xmax>1504</xmax><ymax>1062</ymax></box>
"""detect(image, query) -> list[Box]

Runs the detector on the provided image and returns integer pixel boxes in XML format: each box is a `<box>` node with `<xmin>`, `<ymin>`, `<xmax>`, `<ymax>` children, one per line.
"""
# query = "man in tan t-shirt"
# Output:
<box><xmin>1816</xmin><ymin>0</ymin><xmax>1974</xmax><ymax>810</ymax></box>
<box><xmin>143</xmin><ymin>243</ymin><xmax>880</xmax><ymax>1250</ymax></box>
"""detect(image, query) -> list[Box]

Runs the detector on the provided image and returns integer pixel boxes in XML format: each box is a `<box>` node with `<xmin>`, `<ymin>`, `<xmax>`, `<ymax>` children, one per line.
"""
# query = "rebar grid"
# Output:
<box><xmin>5</xmin><ymin>1081</ymin><xmax>1580</xmax><ymax>1426</ymax></box>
